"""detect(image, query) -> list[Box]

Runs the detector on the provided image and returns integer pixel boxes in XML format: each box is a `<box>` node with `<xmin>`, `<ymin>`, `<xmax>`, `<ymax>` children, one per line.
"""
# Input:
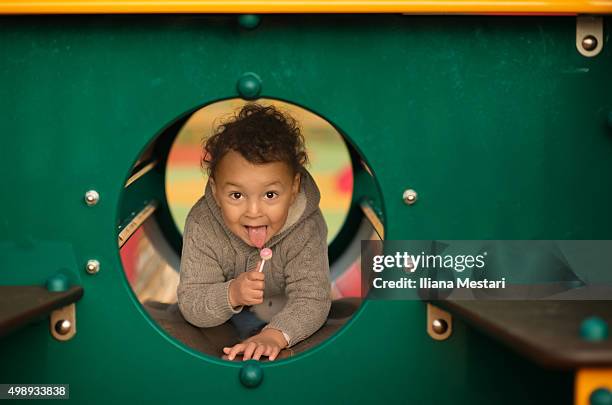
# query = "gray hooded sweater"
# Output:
<box><xmin>177</xmin><ymin>169</ymin><xmax>332</xmax><ymax>347</ymax></box>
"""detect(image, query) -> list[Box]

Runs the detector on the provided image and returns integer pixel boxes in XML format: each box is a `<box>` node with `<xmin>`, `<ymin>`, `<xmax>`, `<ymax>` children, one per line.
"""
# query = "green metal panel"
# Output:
<box><xmin>1</xmin><ymin>14</ymin><xmax>610</xmax><ymax>403</ymax></box>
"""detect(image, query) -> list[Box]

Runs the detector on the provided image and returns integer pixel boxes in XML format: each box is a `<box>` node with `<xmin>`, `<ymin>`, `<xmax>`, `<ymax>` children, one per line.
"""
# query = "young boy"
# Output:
<box><xmin>177</xmin><ymin>103</ymin><xmax>332</xmax><ymax>361</ymax></box>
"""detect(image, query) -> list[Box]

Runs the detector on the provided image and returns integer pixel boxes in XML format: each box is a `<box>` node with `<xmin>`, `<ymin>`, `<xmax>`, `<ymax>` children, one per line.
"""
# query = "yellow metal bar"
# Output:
<box><xmin>575</xmin><ymin>368</ymin><xmax>612</xmax><ymax>405</ymax></box>
<box><xmin>118</xmin><ymin>201</ymin><xmax>157</xmax><ymax>248</ymax></box>
<box><xmin>124</xmin><ymin>160</ymin><xmax>157</xmax><ymax>188</ymax></box>
<box><xmin>0</xmin><ymin>1</ymin><xmax>611</xmax><ymax>15</ymax></box>
<box><xmin>360</xmin><ymin>201</ymin><xmax>384</xmax><ymax>240</ymax></box>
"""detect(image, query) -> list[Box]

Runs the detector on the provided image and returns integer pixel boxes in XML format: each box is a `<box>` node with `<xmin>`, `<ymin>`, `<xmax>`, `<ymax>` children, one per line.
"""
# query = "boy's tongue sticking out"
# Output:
<box><xmin>247</xmin><ymin>225</ymin><xmax>267</xmax><ymax>248</ymax></box>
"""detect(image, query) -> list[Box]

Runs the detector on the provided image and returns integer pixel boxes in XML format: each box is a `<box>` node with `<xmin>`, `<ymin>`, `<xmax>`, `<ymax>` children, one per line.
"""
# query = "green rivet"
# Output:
<box><xmin>238</xmin><ymin>14</ymin><xmax>260</xmax><ymax>29</ymax></box>
<box><xmin>45</xmin><ymin>273</ymin><xmax>70</xmax><ymax>292</ymax></box>
<box><xmin>580</xmin><ymin>316</ymin><xmax>609</xmax><ymax>341</ymax></box>
<box><xmin>590</xmin><ymin>388</ymin><xmax>612</xmax><ymax>405</ymax></box>
<box><xmin>236</xmin><ymin>72</ymin><xmax>262</xmax><ymax>100</ymax></box>
<box><xmin>239</xmin><ymin>362</ymin><xmax>263</xmax><ymax>388</ymax></box>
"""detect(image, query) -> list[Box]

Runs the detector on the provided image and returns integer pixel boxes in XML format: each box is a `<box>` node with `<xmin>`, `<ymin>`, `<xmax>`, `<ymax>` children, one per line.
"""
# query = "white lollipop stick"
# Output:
<box><xmin>258</xmin><ymin>248</ymin><xmax>273</xmax><ymax>272</ymax></box>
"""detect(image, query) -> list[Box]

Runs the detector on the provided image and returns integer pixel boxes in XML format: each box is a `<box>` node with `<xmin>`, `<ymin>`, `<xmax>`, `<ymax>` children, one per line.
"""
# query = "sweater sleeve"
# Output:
<box><xmin>177</xmin><ymin>214</ymin><xmax>242</xmax><ymax>328</ymax></box>
<box><xmin>263</xmin><ymin>214</ymin><xmax>332</xmax><ymax>347</ymax></box>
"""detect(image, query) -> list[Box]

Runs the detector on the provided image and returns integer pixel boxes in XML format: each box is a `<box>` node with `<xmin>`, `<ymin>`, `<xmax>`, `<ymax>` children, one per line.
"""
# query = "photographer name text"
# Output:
<box><xmin>370</xmin><ymin>251</ymin><xmax>506</xmax><ymax>289</ymax></box>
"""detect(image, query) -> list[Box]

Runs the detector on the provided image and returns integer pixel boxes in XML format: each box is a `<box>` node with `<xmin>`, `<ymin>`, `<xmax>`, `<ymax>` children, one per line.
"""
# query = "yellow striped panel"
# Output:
<box><xmin>0</xmin><ymin>1</ymin><xmax>610</xmax><ymax>15</ymax></box>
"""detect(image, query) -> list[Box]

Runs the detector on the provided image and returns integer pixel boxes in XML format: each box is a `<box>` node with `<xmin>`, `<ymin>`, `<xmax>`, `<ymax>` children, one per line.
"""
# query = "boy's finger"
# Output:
<box><xmin>269</xmin><ymin>347</ymin><xmax>281</xmax><ymax>361</ymax></box>
<box><xmin>244</xmin><ymin>282</ymin><xmax>264</xmax><ymax>292</ymax></box>
<box><xmin>242</xmin><ymin>342</ymin><xmax>258</xmax><ymax>361</ymax></box>
<box><xmin>252</xmin><ymin>345</ymin><xmax>266</xmax><ymax>361</ymax></box>
<box><xmin>245</xmin><ymin>293</ymin><xmax>264</xmax><ymax>305</ymax></box>
<box><xmin>246</xmin><ymin>273</ymin><xmax>264</xmax><ymax>282</ymax></box>
<box><xmin>228</xmin><ymin>344</ymin><xmax>246</xmax><ymax>361</ymax></box>
<box><xmin>246</xmin><ymin>272</ymin><xmax>265</xmax><ymax>281</ymax></box>
<box><xmin>223</xmin><ymin>347</ymin><xmax>230</xmax><ymax>354</ymax></box>
<box><xmin>263</xmin><ymin>346</ymin><xmax>273</xmax><ymax>357</ymax></box>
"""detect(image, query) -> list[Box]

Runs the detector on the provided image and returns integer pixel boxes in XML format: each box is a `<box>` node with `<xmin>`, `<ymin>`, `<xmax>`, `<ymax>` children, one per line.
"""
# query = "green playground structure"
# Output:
<box><xmin>1</xmin><ymin>4</ymin><xmax>611</xmax><ymax>404</ymax></box>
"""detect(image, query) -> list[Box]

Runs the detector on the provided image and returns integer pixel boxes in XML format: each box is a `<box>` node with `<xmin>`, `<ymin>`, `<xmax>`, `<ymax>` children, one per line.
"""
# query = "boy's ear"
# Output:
<box><xmin>209</xmin><ymin>177</ymin><xmax>219</xmax><ymax>204</ymax></box>
<box><xmin>290</xmin><ymin>172</ymin><xmax>301</xmax><ymax>204</ymax></box>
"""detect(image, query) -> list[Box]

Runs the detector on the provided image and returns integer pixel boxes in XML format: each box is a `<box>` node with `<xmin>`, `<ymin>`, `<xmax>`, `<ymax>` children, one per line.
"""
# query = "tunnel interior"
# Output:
<box><xmin>116</xmin><ymin>99</ymin><xmax>385</xmax><ymax>357</ymax></box>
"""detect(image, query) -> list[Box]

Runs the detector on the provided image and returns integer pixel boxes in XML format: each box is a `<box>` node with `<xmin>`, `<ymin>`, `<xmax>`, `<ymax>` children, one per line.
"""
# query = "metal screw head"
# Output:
<box><xmin>580</xmin><ymin>316</ymin><xmax>608</xmax><ymax>341</ymax></box>
<box><xmin>45</xmin><ymin>273</ymin><xmax>70</xmax><ymax>292</ymax></box>
<box><xmin>403</xmin><ymin>189</ymin><xmax>418</xmax><ymax>205</ymax></box>
<box><xmin>238</xmin><ymin>14</ymin><xmax>261</xmax><ymax>29</ymax></box>
<box><xmin>86</xmin><ymin>259</ymin><xmax>100</xmax><ymax>275</ymax></box>
<box><xmin>404</xmin><ymin>261</ymin><xmax>414</xmax><ymax>273</ymax></box>
<box><xmin>582</xmin><ymin>35</ymin><xmax>598</xmax><ymax>51</ymax></box>
<box><xmin>590</xmin><ymin>388</ymin><xmax>612</xmax><ymax>405</ymax></box>
<box><xmin>432</xmin><ymin>319</ymin><xmax>448</xmax><ymax>335</ymax></box>
<box><xmin>55</xmin><ymin>319</ymin><xmax>72</xmax><ymax>335</ymax></box>
<box><xmin>236</xmin><ymin>72</ymin><xmax>262</xmax><ymax>100</ymax></box>
<box><xmin>84</xmin><ymin>190</ymin><xmax>99</xmax><ymax>206</ymax></box>
<box><xmin>239</xmin><ymin>362</ymin><xmax>263</xmax><ymax>388</ymax></box>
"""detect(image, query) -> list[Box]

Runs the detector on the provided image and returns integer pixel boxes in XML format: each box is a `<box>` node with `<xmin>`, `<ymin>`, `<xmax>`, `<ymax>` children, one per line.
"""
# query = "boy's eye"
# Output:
<box><xmin>264</xmin><ymin>192</ymin><xmax>278</xmax><ymax>199</ymax></box>
<box><xmin>230</xmin><ymin>192</ymin><xmax>243</xmax><ymax>200</ymax></box>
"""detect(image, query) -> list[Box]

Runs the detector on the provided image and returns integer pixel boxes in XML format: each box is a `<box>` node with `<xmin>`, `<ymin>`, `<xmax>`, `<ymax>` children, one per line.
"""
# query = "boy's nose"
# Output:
<box><xmin>245</xmin><ymin>200</ymin><xmax>262</xmax><ymax>217</ymax></box>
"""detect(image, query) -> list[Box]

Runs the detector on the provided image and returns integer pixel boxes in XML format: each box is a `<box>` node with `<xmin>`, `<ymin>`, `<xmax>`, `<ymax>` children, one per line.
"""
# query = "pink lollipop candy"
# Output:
<box><xmin>258</xmin><ymin>248</ymin><xmax>273</xmax><ymax>272</ymax></box>
<box><xmin>260</xmin><ymin>248</ymin><xmax>272</xmax><ymax>260</ymax></box>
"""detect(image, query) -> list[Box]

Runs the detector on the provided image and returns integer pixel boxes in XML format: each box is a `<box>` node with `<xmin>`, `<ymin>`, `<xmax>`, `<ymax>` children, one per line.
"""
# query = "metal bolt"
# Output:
<box><xmin>403</xmin><ymin>189</ymin><xmax>418</xmax><ymax>205</ymax></box>
<box><xmin>86</xmin><ymin>259</ymin><xmax>100</xmax><ymax>275</ymax></box>
<box><xmin>45</xmin><ymin>273</ymin><xmax>70</xmax><ymax>292</ymax></box>
<box><xmin>239</xmin><ymin>362</ymin><xmax>263</xmax><ymax>388</ymax></box>
<box><xmin>236</xmin><ymin>72</ymin><xmax>262</xmax><ymax>100</ymax></box>
<box><xmin>238</xmin><ymin>14</ymin><xmax>261</xmax><ymax>29</ymax></box>
<box><xmin>432</xmin><ymin>319</ymin><xmax>448</xmax><ymax>335</ymax></box>
<box><xmin>580</xmin><ymin>316</ymin><xmax>608</xmax><ymax>341</ymax></box>
<box><xmin>582</xmin><ymin>35</ymin><xmax>598</xmax><ymax>52</ymax></box>
<box><xmin>84</xmin><ymin>190</ymin><xmax>99</xmax><ymax>206</ymax></box>
<box><xmin>54</xmin><ymin>319</ymin><xmax>72</xmax><ymax>335</ymax></box>
<box><xmin>590</xmin><ymin>388</ymin><xmax>612</xmax><ymax>405</ymax></box>
<box><xmin>404</xmin><ymin>261</ymin><xmax>414</xmax><ymax>273</ymax></box>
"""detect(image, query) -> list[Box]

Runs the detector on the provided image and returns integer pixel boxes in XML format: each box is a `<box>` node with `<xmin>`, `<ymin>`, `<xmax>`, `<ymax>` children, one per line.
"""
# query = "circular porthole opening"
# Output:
<box><xmin>118</xmin><ymin>98</ymin><xmax>384</xmax><ymax>360</ymax></box>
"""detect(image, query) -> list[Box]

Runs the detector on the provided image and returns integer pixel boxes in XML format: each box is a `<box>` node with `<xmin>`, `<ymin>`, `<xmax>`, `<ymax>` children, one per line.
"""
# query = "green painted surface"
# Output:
<box><xmin>1</xmin><ymin>14</ymin><xmax>610</xmax><ymax>403</ymax></box>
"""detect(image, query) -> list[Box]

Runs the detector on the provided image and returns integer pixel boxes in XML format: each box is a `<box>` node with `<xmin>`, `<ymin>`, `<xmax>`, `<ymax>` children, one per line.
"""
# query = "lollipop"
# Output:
<box><xmin>257</xmin><ymin>248</ymin><xmax>273</xmax><ymax>272</ymax></box>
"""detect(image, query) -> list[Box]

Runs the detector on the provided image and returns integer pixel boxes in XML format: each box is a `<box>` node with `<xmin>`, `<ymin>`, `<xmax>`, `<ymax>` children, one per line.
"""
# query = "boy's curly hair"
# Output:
<box><xmin>202</xmin><ymin>103</ymin><xmax>309</xmax><ymax>178</ymax></box>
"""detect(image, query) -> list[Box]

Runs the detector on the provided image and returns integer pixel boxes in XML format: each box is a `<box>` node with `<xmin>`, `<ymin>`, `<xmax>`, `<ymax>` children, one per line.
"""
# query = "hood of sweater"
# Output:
<box><xmin>204</xmin><ymin>168</ymin><xmax>321</xmax><ymax>253</ymax></box>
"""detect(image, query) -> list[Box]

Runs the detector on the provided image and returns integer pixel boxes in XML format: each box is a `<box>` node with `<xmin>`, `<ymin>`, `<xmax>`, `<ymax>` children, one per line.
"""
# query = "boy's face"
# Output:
<box><xmin>210</xmin><ymin>150</ymin><xmax>301</xmax><ymax>248</ymax></box>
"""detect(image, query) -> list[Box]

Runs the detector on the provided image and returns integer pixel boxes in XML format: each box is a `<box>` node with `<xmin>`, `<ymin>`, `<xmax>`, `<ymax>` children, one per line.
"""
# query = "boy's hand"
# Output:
<box><xmin>228</xmin><ymin>261</ymin><xmax>265</xmax><ymax>307</ymax></box>
<box><xmin>223</xmin><ymin>328</ymin><xmax>288</xmax><ymax>361</ymax></box>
